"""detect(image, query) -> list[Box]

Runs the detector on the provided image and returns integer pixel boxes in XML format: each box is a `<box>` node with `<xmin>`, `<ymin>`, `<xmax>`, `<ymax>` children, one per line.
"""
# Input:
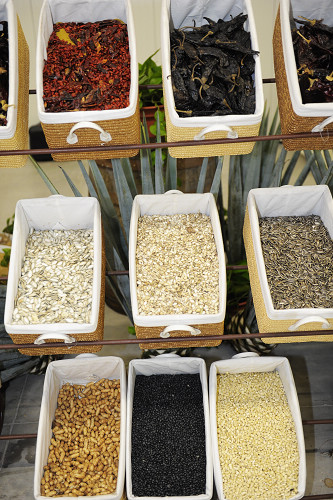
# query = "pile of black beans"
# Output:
<box><xmin>131</xmin><ymin>373</ymin><xmax>207</xmax><ymax>497</ymax></box>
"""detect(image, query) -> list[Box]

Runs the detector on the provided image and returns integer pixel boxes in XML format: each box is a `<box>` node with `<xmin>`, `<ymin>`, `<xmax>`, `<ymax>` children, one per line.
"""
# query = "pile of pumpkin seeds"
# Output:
<box><xmin>259</xmin><ymin>215</ymin><xmax>333</xmax><ymax>309</ymax></box>
<box><xmin>12</xmin><ymin>229</ymin><xmax>94</xmax><ymax>324</ymax></box>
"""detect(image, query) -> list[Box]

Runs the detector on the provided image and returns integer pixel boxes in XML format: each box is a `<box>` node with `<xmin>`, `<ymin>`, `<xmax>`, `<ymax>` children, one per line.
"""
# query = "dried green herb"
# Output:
<box><xmin>292</xmin><ymin>17</ymin><xmax>333</xmax><ymax>103</ymax></box>
<box><xmin>170</xmin><ymin>13</ymin><xmax>258</xmax><ymax>117</ymax></box>
<box><xmin>0</xmin><ymin>21</ymin><xmax>8</xmax><ymax>126</ymax></box>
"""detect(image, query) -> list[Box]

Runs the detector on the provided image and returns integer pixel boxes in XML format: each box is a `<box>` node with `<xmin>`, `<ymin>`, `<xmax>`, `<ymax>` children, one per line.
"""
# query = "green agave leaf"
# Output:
<box><xmin>304</xmin><ymin>150</ymin><xmax>322</xmax><ymax>184</ymax></box>
<box><xmin>320</xmin><ymin>161</ymin><xmax>333</xmax><ymax>186</ymax></box>
<box><xmin>196</xmin><ymin>157</ymin><xmax>208</xmax><ymax>193</ymax></box>
<box><xmin>121</xmin><ymin>158</ymin><xmax>137</xmax><ymax>198</ymax></box>
<box><xmin>59</xmin><ymin>167</ymin><xmax>82</xmax><ymax>197</ymax></box>
<box><xmin>89</xmin><ymin>160</ymin><xmax>117</xmax><ymax>219</ymax></box>
<box><xmin>165</xmin><ymin>153</ymin><xmax>177</xmax><ymax>191</ymax></box>
<box><xmin>113</xmin><ymin>250</ymin><xmax>133</xmax><ymax>323</ymax></box>
<box><xmin>227</xmin><ymin>155</ymin><xmax>244</xmax><ymax>263</ymax></box>
<box><xmin>281</xmin><ymin>151</ymin><xmax>301</xmax><ymax>185</ymax></box>
<box><xmin>29</xmin><ymin>156</ymin><xmax>59</xmax><ymax>195</ymax></box>
<box><xmin>242</xmin><ymin>141</ymin><xmax>262</xmax><ymax>209</ymax></box>
<box><xmin>111</xmin><ymin>159</ymin><xmax>134</xmax><ymax>243</ymax></box>
<box><xmin>88</xmin><ymin>160</ymin><xmax>128</xmax><ymax>269</ymax></box>
<box><xmin>140</xmin><ymin>146</ymin><xmax>154</xmax><ymax>194</ymax></box>
<box><xmin>154</xmin><ymin>111</ymin><xmax>164</xmax><ymax>193</ymax></box>
<box><xmin>294</xmin><ymin>154</ymin><xmax>313</xmax><ymax>186</ymax></box>
<box><xmin>78</xmin><ymin>160</ymin><xmax>99</xmax><ymax>199</ymax></box>
<box><xmin>313</xmin><ymin>150</ymin><xmax>329</xmax><ymax>178</ymax></box>
<box><xmin>323</xmin><ymin>150</ymin><xmax>332</xmax><ymax>167</ymax></box>
<box><xmin>210</xmin><ymin>156</ymin><xmax>223</xmax><ymax>199</ymax></box>
<box><xmin>269</xmin><ymin>147</ymin><xmax>287</xmax><ymax>187</ymax></box>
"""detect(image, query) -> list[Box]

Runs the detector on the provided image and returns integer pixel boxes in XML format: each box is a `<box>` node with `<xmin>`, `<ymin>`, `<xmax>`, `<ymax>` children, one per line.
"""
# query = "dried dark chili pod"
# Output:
<box><xmin>0</xmin><ymin>21</ymin><xmax>8</xmax><ymax>126</ymax></box>
<box><xmin>170</xmin><ymin>13</ymin><xmax>257</xmax><ymax>117</ymax></box>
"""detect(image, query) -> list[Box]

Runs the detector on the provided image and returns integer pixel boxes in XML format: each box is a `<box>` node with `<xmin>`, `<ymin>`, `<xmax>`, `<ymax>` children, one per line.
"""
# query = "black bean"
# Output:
<box><xmin>131</xmin><ymin>373</ymin><xmax>206</xmax><ymax>497</ymax></box>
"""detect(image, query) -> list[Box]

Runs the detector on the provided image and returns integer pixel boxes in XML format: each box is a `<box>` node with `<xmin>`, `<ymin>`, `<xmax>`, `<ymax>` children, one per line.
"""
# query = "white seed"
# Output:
<box><xmin>136</xmin><ymin>213</ymin><xmax>219</xmax><ymax>315</ymax></box>
<box><xmin>216</xmin><ymin>371</ymin><xmax>299</xmax><ymax>500</ymax></box>
<box><xmin>12</xmin><ymin>229</ymin><xmax>94</xmax><ymax>325</ymax></box>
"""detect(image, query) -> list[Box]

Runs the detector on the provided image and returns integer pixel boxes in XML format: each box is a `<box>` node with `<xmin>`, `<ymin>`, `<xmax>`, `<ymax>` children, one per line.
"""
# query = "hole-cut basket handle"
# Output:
<box><xmin>34</xmin><ymin>332</ymin><xmax>76</xmax><ymax>345</ymax></box>
<box><xmin>66</xmin><ymin>122</ymin><xmax>112</xmax><ymax>145</ymax></box>
<box><xmin>194</xmin><ymin>124</ymin><xmax>238</xmax><ymax>141</ymax></box>
<box><xmin>288</xmin><ymin>316</ymin><xmax>331</xmax><ymax>332</ymax></box>
<box><xmin>160</xmin><ymin>325</ymin><xmax>201</xmax><ymax>339</ymax></box>
<box><xmin>312</xmin><ymin>115</ymin><xmax>333</xmax><ymax>133</ymax></box>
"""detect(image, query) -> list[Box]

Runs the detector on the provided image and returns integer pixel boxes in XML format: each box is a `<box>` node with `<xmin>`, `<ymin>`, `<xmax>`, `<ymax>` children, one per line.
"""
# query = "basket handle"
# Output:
<box><xmin>160</xmin><ymin>325</ymin><xmax>201</xmax><ymax>339</ymax></box>
<box><xmin>288</xmin><ymin>316</ymin><xmax>331</xmax><ymax>332</ymax></box>
<box><xmin>34</xmin><ymin>333</ymin><xmax>76</xmax><ymax>345</ymax></box>
<box><xmin>194</xmin><ymin>124</ymin><xmax>238</xmax><ymax>141</ymax></box>
<box><xmin>311</xmin><ymin>116</ymin><xmax>333</xmax><ymax>133</ymax></box>
<box><xmin>66</xmin><ymin>122</ymin><xmax>112</xmax><ymax>145</ymax></box>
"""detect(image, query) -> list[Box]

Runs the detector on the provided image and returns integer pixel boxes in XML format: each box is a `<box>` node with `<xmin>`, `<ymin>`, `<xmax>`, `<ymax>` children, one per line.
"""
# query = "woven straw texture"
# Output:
<box><xmin>0</xmin><ymin>17</ymin><xmax>29</xmax><ymax>168</ymax></box>
<box><xmin>41</xmin><ymin>101</ymin><xmax>140</xmax><ymax>161</ymax></box>
<box><xmin>135</xmin><ymin>321</ymin><xmax>224</xmax><ymax>350</ymax></box>
<box><xmin>273</xmin><ymin>9</ymin><xmax>333</xmax><ymax>151</ymax></box>
<box><xmin>10</xmin><ymin>244</ymin><xmax>106</xmax><ymax>356</ymax></box>
<box><xmin>243</xmin><ymin>208</ymin><xmax>333</xmax><ymax>343</ymax></box>
<box><xmin>164</xmin><ymin>95</ymin><xmax>259</xmax><ymax>158</ymax></box>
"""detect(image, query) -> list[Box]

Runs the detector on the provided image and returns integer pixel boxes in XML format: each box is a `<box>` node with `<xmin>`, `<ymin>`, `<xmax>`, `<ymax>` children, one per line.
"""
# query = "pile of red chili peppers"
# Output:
<box><xmin>43</xmin><ymin>20</ymin><xmax>131</xmax><ymax>112</ymax></box>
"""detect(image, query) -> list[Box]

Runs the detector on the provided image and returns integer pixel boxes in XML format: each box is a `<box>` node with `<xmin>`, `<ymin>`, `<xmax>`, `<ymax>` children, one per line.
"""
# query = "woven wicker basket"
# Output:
<box><xmin>243</xmin><ymin>186</ymin><xmax>333</xmax><ymax>343</ymax></box>
<box><xmin>129</xmin><ymin>192</ymin><xmax>226</xmax><ymax>350</ymax></box>
<box><xmin>273</xmin><ymin>8</ymin><xmax>333</xmax><ymax>151</ymax></box>
<box><xmin>34</xmin><ymin>356</ymin><xmax>126</xmax><ymax>500</ymax></box>
<box><xmin>164</xmin><ymin>100</ymin><xmax>261</xmax><ymax>159</ymax></box>
<box><xmin>10</xmin><ymin>244</ymin><xmax>105</xmax><ymax>356</ymax></box>
<box><xmin>161</xmin><ymin>0</ymin><xmax>264</xmax><ymax>159</ymax></box>
<box><xmin>0</xmin><ymin>16</ymin><xmax>29</xmax><ymax>168</ymax></box>
<box><xmin>136</xmin><ymin>322</ymin><xmax>224</xmax><ymax>350</ymax></box>
<box><xmin>5</xmin><ymin>196</ymin><xmax>105</xmax><ymax>355</ymax></box>
<box><xmin>41</xmin><ymin>103</ymin><xmax>140</xmax><ymax>162</ymax></box>
<box><xmin>36</xmin><ymin>0</ymin><xmax>140</xmax><ymax>161</ymax></box>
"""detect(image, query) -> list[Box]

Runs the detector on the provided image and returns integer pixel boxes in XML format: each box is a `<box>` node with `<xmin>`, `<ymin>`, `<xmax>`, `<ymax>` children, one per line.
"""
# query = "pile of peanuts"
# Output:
<box><xmin>40</xmin><ymin>378</ymin><xmax>121</xmax><ymax>497</ymax></box>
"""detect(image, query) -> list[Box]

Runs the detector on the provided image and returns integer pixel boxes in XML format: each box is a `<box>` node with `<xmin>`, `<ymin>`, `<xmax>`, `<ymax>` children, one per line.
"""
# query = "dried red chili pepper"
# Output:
<box><xmin>43</xmin><ymin>19</ymin><xmax>131</xmax><ymax>112</ymax></box>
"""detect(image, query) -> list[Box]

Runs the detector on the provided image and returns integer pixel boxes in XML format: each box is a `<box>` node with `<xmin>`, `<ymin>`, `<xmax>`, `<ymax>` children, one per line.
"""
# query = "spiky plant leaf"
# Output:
<box><xmin>304</xmin><ymin>150</ymin><xmax>322</xmax><ymax>184</ymax></box>
<box><xmin>294</xmin><ymin>154</ymin><xmax>313</xmax><ymax>186</ymax></box>
<box><xmin>196</xmin><ymin>157</ymin><xmax>209</xmax><ymax>193</ymax></box>
<box><xmin>59</xmin><ymin>167</ymin><xmax>82</xmax><ymax>197</ymax></box>
<box><xmin>111</xmin><ymin>159</ymin><xmax>134</xmax><ymax>242</ymax></box>
<box><xmin>323</xmin><ymin>149</ymin><xmax>332</xmax><ymax>167</ymax></box>
<box><xmin>121</xmin><ymin>158</ymin><xmax>138</xmax><ymax>198</ymax></box>
<box><xmin>29</xmin><ymin>156</ymin><xmax>59</xmax><ymax>195</ymax></box>
<box><xmin>227</xmin><ymin>155</ymin><xmax>244</xmax><ymax>263</ymax></box>
<box><xmin>313</xmin><ymin>150</ymin><xmax>329</xmax><ymax>178</ymax></box>
<box><xmin>269</xmin><ymin>147</ymin><xmax>287</xmax><ymax>187</ymax></box>
<box><xmin>210</xmin><ymin>157</ymin><xmax>223</xmax><ymax>199</ymax></box>
<box><xmin>242</xmin><ymin>141</ymin><xmax>262</xmax><ymax>208</ymax></box>
<box><xmin>166</xmin><ymin>154</ymin><xmax>177</xmax><ymax>191</ymax></box>
<box><xmin>281</xmin><ymin>151</ymin><xmax>301</xmax><ymax>185</ymax></box>
<box><xmin>154</xmin><ymin>111</ymin><xmax>164</xmax><ymax>194</ymax></box>
<box><xmin>78</xmin><ymin>160</ymin><xmax>99</xmax><ymax>199</ymax></box>
<box><xmin>320</xmin><ymin>160</ymin><xmax>333</xmax><ymax>186</ymax></box>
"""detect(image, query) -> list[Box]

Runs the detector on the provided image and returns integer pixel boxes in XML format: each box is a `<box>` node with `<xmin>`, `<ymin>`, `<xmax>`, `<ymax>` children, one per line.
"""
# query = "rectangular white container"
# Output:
<box><xmin>129</xmin><ymin>191</ymin><xmax>226</xmax><ymax>347</ymax></box>
<box><xmin>34</xmin><ymin>355</ymin><xmax>126</xmax><ymax>500</ymax></box>
<box><xmin>209</xmin><ymin>353</ymin><xmax>306</xmax><ymax>500</ymax></box>
<box><xmin>4</xmin><ymin>195</ymin><xmax>102</xmax><ymax>338</ymax></box>
<box><xmin>161</xmin><ymin>0</ymin><xmax>264</xmax><ymax>157</ymax></box>
<box><xmin>126</xmin><ymin>354</ymin><xmax>213</xmax><ymax>500</ymax></box>
<box><xmin>280</xmin><ymin>0</ymin><xmax>333</xmax><ymax>122</ymax></box>
<box><xmin>36</xmin><ymin>0</ymin><xmax>139</xmax><ymax>160</ymax></box>
<box><xmin>244</xmin><ymin>185</ymin><xmax>333</xmax><ymax>341</ymax></box>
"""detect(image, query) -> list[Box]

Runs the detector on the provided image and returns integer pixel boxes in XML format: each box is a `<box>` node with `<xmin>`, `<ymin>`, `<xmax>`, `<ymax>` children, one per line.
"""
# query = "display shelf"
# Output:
<box><xmin>1</xmin><ymin>116</ymin><xmax>333</xmax><ymax>500</ymax></box>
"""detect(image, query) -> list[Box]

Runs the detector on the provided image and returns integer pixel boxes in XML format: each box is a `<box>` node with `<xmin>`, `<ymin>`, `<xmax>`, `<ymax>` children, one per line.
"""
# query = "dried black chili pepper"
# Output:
<box><xmin>170</xmin><ymin>14</ymin><xmax>258</xmax><ymax>117</ymax></box>
<box><xmin>292</xmin><ymin>17</ymin><xmax>333</xmax><ymax>104</ymax></box>
<box><xmin>0</xmin><ymin>21</ymin><xmax>9</xmax><ymax>126</ymax></box>
<box><xmin>43</xmin><ymin>20</ymin><xmax>131</xmax><ymax>112</ymax></box>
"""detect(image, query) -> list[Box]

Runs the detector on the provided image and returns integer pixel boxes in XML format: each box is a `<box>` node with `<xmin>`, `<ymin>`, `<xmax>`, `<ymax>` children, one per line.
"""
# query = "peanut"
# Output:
<box><xmin>40</xmin><ymin>378</ymin><xmax>121</xmax><ymax>497</ymax></box>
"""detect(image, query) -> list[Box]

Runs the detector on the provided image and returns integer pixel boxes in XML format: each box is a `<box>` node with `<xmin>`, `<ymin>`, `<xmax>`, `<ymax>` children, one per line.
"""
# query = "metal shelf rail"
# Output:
<box><xmin>0</xmin><ymin>118</ymin><xmax>333</xmax><ymax>499</ymax></box>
